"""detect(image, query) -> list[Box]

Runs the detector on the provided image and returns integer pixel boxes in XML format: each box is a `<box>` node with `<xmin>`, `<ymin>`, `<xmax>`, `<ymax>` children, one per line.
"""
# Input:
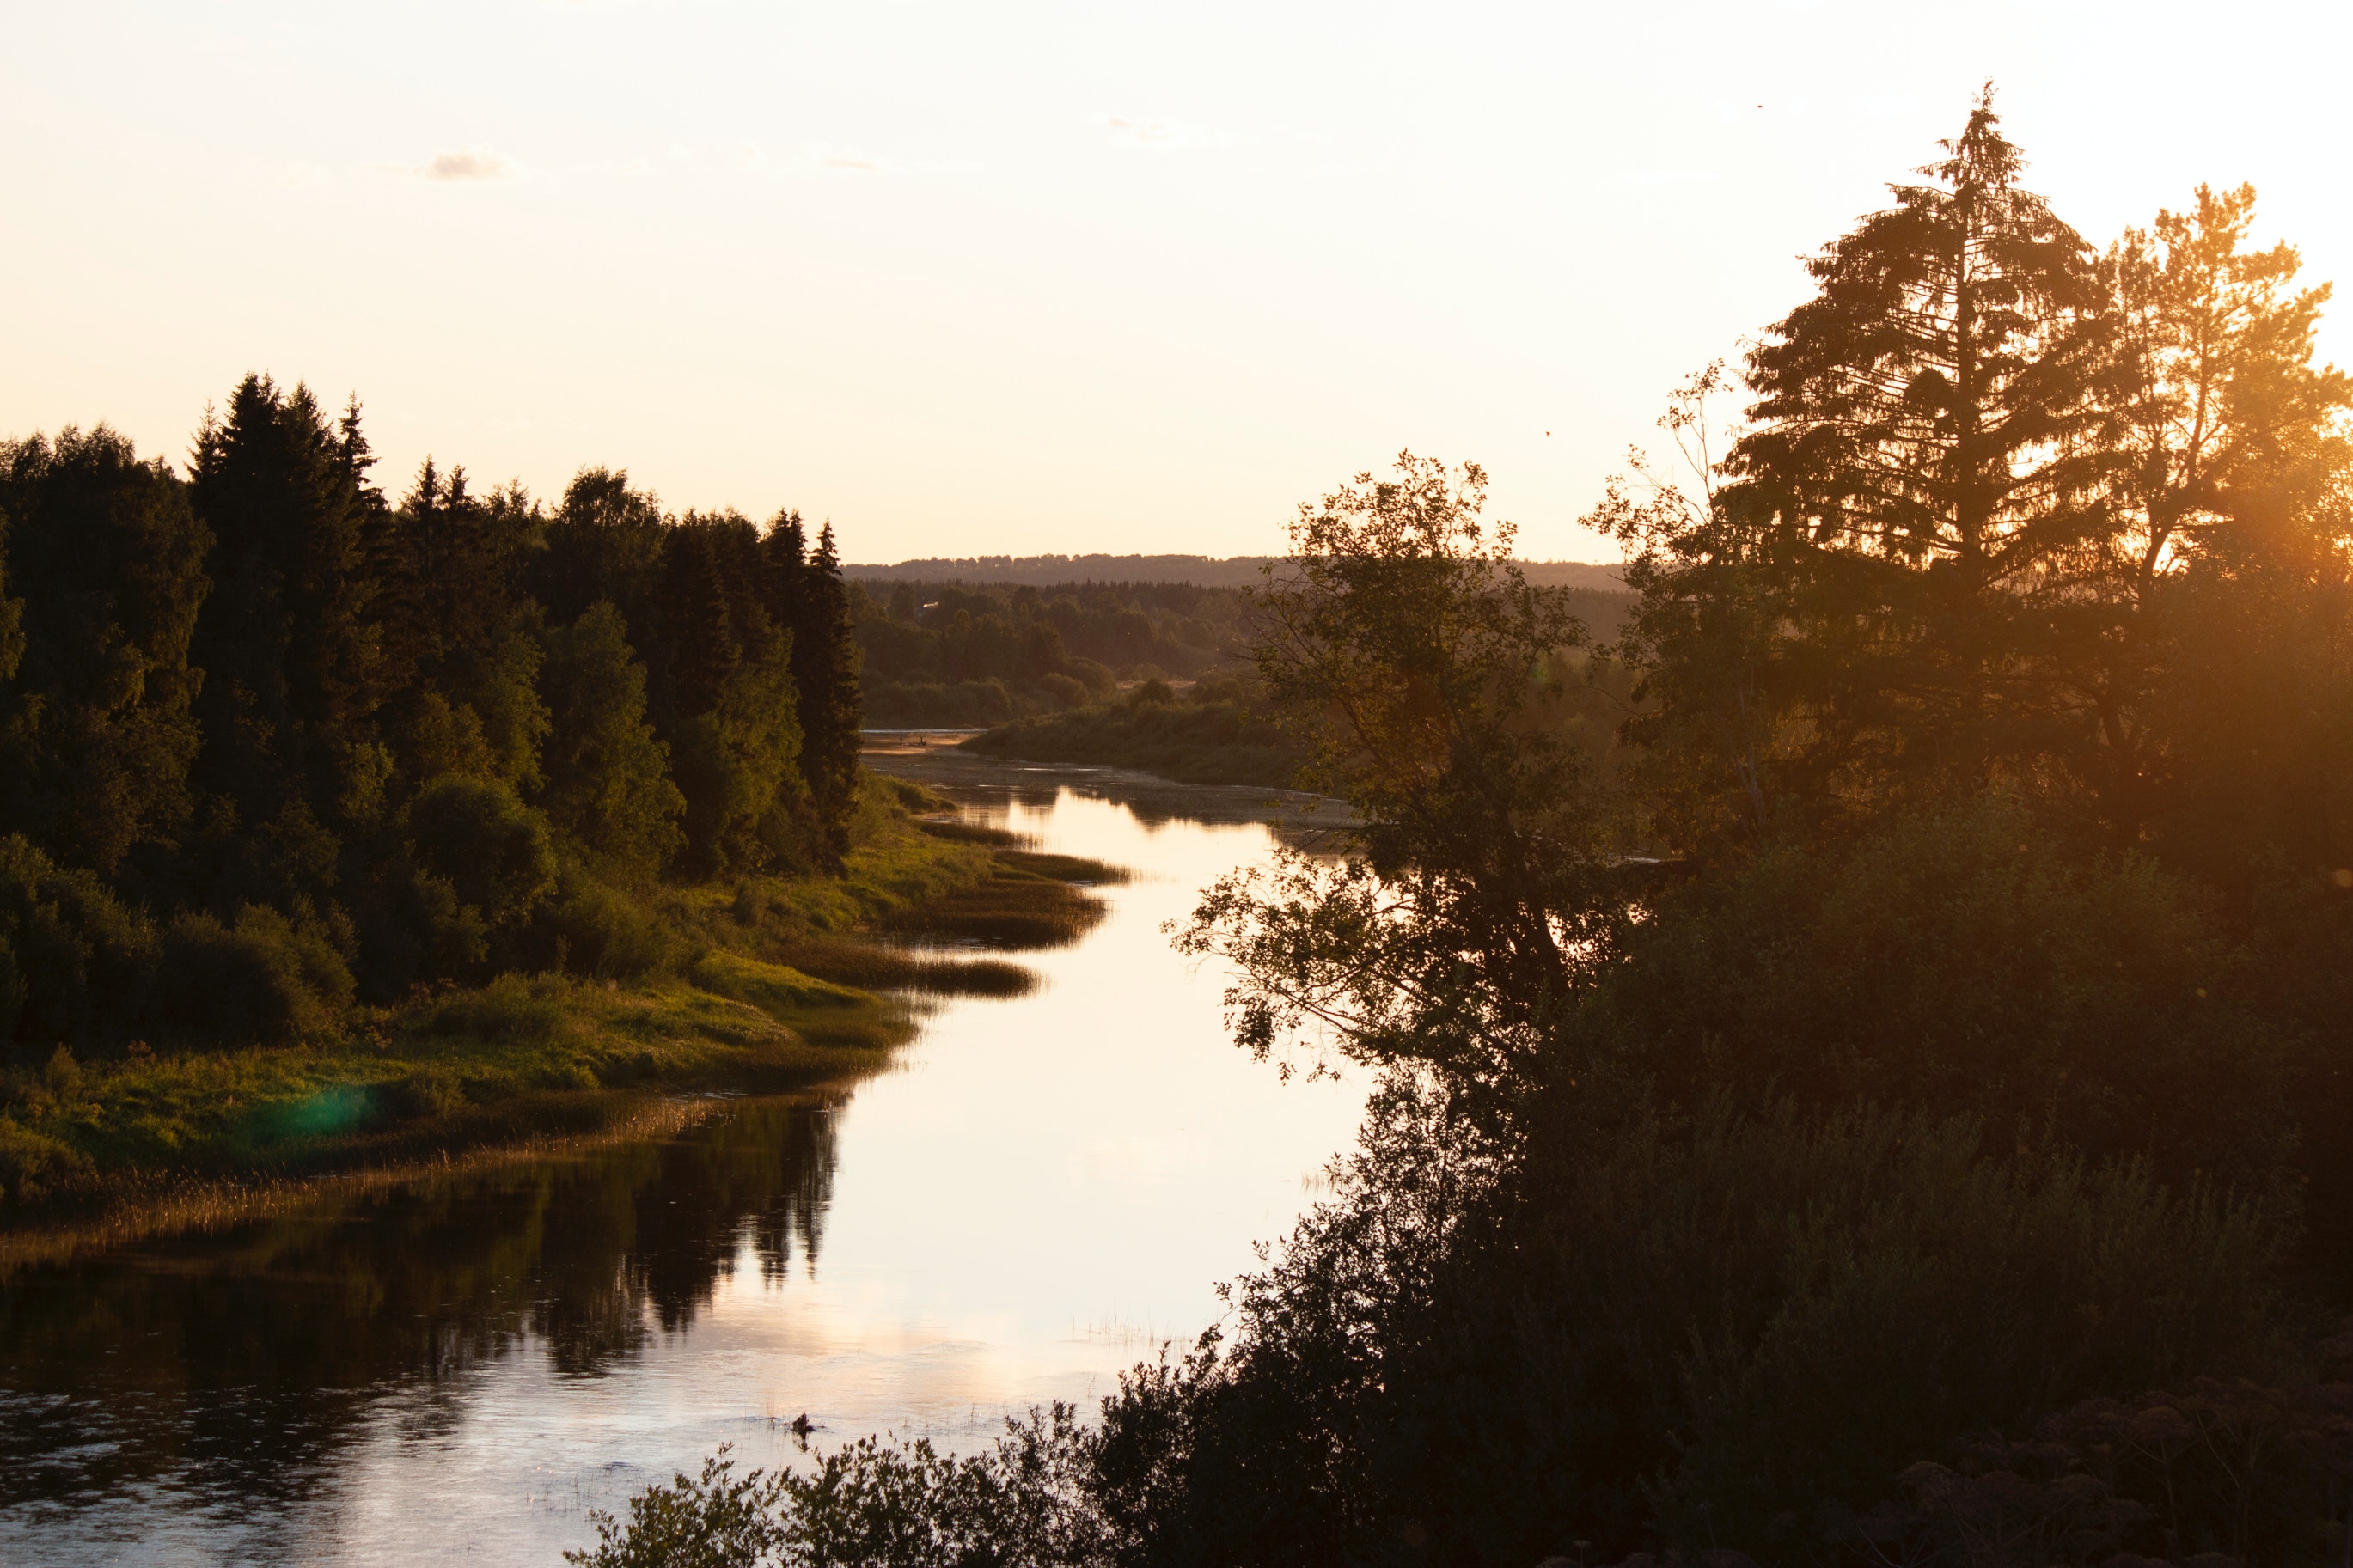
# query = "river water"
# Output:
<box><xmin>0</xmin><ymin>748</ymin><xmax>1364</xmax><ymax>1566</ymax></box>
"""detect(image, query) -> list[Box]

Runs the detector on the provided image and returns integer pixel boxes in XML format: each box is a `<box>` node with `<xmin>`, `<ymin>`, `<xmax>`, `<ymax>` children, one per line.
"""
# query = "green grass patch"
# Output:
<box><xmin>963</xmin><ymin>695</ymin><xmax>1302</xmax><ymax>786</ymax></box>
<box><xmin>0</xmin><ymin>772</ymin><xmax>1124</xmax><ymax>1222</ymax></box>
<box><xmin>880</xmin><ymin>863</ymin><xmax>1109</xmax><ymax>949</ymax></box>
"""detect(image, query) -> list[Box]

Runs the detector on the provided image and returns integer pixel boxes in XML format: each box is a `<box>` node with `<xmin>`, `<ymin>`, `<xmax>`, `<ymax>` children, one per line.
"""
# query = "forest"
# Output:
<box><xmin>575</xmin><ymin>97</ymin><xmax>2353</xmax><ymax>1567</ymax></box>
<box><xmin>0</xmin><ymin>376</ymin><xmax>1000</xmax><ymax>1204</ymax></box>
<box><xmin>849</xmin><ymin>577</ymin><xmax>1247</xmax><ymax>726</ymax></box>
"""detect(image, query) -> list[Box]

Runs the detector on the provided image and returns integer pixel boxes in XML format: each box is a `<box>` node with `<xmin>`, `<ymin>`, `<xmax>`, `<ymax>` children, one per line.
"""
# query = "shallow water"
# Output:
<box><xmin>0</xmin><ymin>753</ymin><xmax>1364</xmax><ymax>1565</ymax></box>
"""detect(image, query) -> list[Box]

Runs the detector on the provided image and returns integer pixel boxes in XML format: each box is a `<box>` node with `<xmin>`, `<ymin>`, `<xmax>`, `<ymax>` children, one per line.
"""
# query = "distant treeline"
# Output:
<box><xmin>852</xmin><ymin>570</ymin><xmax>1632</xmax><ymax>729</ymax></box>
<box><xmin>0</xmin><ymin>375</ymin><xmax>860</xmax><ymax>1047</ymax></box>
<box><xmin>847</xmin><ymin>552</ymin><xmax>1623</xmax><ymax>592</ymax></box>
<box><xmin>853</xmin><ymin>578</ymin><xmax>1251</xmax><ymax>727</ymax></box>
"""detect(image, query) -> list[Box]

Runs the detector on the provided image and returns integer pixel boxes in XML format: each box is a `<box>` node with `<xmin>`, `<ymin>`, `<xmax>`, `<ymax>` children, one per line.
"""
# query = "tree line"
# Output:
<box><xmin>853</xmin><ymin>578</ymin><xmax>1250</xmax><ymax>727</ymax></box>
<box><xmin>0</xmin><ymin>375</ymin><xmax>861</xmax><ymax>1048</ymax></box>
<box><xmin>576</xmin><ymin>93</ymin><xmax>2353</xmax><ymax>1568</ymax></box>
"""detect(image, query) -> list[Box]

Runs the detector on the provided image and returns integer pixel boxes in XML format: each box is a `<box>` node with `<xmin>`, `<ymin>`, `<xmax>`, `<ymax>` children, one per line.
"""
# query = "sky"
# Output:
<box><xmin>4</xmin><ymin>2</ymin><xmax>2347</xmax><ymax>564</ymax></box>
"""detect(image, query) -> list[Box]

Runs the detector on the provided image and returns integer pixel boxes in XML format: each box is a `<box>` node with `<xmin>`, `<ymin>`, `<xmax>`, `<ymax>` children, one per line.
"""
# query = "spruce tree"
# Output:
<box><xmin>772</xmin><ymin>516</ymin><xmax>862</xmax><ymax>863</ymax></box>
<box><xmin>540</xmin><ymin>601</ymin><xmax>684</xmax><ymax>882</ymax></box>
<box><xmin>657</xmin><ymin>521</ymin><xmax>741</xmax><ymax>723</ymax></box>
<box><xmin>1719</xmin><ymin>89</ymin><xmax>2110</xmax><ymax>804</ymax></box>
<box><xmin>186</xmin><ymin>376</ymin><xmax>383</xmax><ymax>903</ymax></box>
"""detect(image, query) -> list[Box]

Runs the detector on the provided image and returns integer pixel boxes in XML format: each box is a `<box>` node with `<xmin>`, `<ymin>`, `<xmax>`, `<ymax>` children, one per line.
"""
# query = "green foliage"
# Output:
<box><xmin>1179</xmin><ymin>454</ymin><xmax>1617</xmax><ymax>1125</ymax></box>
<box><xmin>186</xmin><ymin>376</ymin><xmax>382</xmax><ymax>851</ymax></box>
<box><xmin>150</xmin><ymin>905</ymin><xmax>353</xmax><ymax>1046</ymax></box>
<box><xmin>0</xmin><ymin>833</ymin><xmax>152</xmax><ymax>1044</ymax></box>
<box><xmin>0</xmin><ymin>426</ymin><xmax>209</xmax><ymax>877</ymax></box>
<box><xmin>1607</xmin><ymin>800</ymin><xmax>2286</xmax><ymax>1189</ymax></box>
<box><xmin>963</xmin><ymin>683</ymin><xmax>1301</xmax><ymax>785</ymax></box>
<box><xmin>853</xmin><ymin>576</ymin><xmax>1244</xmax><ymax>722</ymax></box>
<box><xmin>540</xmin><ymin>601</ymin><xmax>687</xmax><ymax>882</ymax></box>
<box><xmin>403</xmin><ymin>773</ymin><xmax>559</xmax><ymax>933</ymax></box>
<box><xmin>771</xmin><ymin>517</ymin><xmax>864</xmax><ymax>863</ymax></box>
<box><xmin>568</xmin><ymin>1412</ymin><xmax>1110</xmax><ymax>1568</ymax></box>
<box><xmin>530</xmin><ymin>467</ymin><xmax>667</xmax><ymax>647</ymax></box>
<box><xmin>529</xmin><ymin>861</ymin><xmax>670</xmax><ymax>979</ymax></box>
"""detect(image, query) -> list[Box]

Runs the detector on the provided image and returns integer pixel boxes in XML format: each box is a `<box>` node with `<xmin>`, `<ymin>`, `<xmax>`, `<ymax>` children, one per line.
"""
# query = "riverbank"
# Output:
<box><xmin>0</xmin><ymin>775</ymin><xmax>1119</xmax><ymax>1229</ymax></box>
<box><xmin>962</xmin><ymin>689</ymin><xmax>1302</xmax><ymax>787</ymax></box>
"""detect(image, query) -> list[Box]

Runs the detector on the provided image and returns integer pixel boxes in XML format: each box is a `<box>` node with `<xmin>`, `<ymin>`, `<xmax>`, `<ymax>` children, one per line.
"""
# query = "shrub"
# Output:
<box><xmin>378</xmin><ymin>1064</ymin><xmax>465</xmax><ymax>1121</ymax></box>
<box><xmin>0</xmin><ymin>1114</ymin><xmax>92</xmax><ymax>1205</ymax></box>
<box><xmin>0</xmin><ymin>833</ymin><xmax>153</xmax><ymax>1044</ymax></box>
<box><xmin>1079</xmin><ymin>1088</ymin><xmax>2290</xmax><ymax>1568</ymax></box>
<box><xmin>530</xmin><ymin>863</ymin><xmax>668</xmax><ymax>979</ymax></box>
<box><xmin>404</xmin><ymin>773</ymin><xmax>559</xmax><ymax>930</ymax></box>
<box><xmin>425</xmin><ymin>972</ymin><xmax>569</xmax><ymax>1043</ymax></box>
<box><xmin>149</xmin><ymin>905</ymin><xmax>353</xmax><ymax>1046</ymax></box>
<box><xmin>1608</xmin><ymin>801</ymin><xmax>2287</xmax><ymax>1190</ymax></box>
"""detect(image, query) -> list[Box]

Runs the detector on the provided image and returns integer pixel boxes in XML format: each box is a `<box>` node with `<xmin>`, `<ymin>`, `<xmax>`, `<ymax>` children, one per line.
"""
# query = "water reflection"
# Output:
<box><xmin>0</xmin><ymin>1099</ymin><xmax>840</xmax><ymax>1516</ymax></box>
<box><xmin>0</xmin><ymin>759</ymin><xmax>1365</xmax><ymax>1565</ymax></box>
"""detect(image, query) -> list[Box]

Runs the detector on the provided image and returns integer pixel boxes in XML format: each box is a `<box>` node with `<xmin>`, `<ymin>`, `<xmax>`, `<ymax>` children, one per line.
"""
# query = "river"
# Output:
<box><xmin>0</xmin><ymin>747</ymin><xmax>1365</xmax><ymax>1566</ymax></box>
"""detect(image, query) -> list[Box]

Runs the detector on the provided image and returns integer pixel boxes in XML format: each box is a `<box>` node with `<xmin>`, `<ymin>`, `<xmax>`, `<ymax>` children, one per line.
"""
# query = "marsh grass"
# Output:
<box><xmin>770</xmin><ymin>933</ymin><xmax>1037</xmax><ymax>998</ymax></box>
<box><xmin>914</xmin><ymin>816</ymin><xmax>1029</xmax><ymax>849</ymax></box>
<box><xmin>881</xmin><ymin>863</ymin><xmax>1109</xmax><ymax>949</ymax></box>
<box><xmin>995</xmin><ymin>849</ymin><xmax>1129</xmax><ymax>885</ymax></box>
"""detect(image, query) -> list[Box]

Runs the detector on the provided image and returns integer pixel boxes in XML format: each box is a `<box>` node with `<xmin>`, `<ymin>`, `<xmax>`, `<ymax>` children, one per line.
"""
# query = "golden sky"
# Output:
<box><xmin>4</xmin><ymin>1</ymin><xmax>2344</xmax><ymax>562</ymax></box>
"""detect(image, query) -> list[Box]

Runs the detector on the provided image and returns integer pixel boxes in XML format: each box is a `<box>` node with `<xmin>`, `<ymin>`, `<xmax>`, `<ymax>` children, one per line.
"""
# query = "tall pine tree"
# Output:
<box><xmin>761</xmin><ymin>512</ymin><xmax>861</xmax><ymax>863</ymax></box>
<box><xmin>186</xmin><ymin>375</ymin><xmax>385</xmax><ymax>906</ymax></box>
<box><xmin>1718</xmin><ymin>89</ymin><xmax>2110</xmax><ymax>808</ymax></box>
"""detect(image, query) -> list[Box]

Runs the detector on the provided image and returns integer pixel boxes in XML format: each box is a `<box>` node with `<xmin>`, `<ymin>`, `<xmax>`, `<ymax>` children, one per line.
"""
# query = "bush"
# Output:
<box><xmin>425</xmin><ymin>971</ymin><xmax>570</xmax><ymax>1043</ymax></box>
<box><xmin>377</xmin><ymin>1064</ymin><xmax>465</xmax><ymax>1121</ymax></box>
<box><xmin>530</xmin><ymin>863</ymin><xmax>668</xmax><ymax>979</ymax></box>
<box><xmin>1074</xmin><ymin>1087</ymin><xmax>2290</xmax><ymax>1568</ymax></box>
<box><xmin>404</xmin><ymin>773</ymin><xmax>559</xmax><ymax>930</ymax></box>
<box><xmin>0</xmin><ymin>833</ymin><xmax>153</xmax><ymax>1044</ymax></box>
<box><xmin>149</xmin><ymin>905</ymin><xmax>353</xmax><ymax>1046</ymax></box>
<box><xmin>0</xmin><ymin>1113</ymin><xmax>92</xmax><ymax>1205</ymax></box>
<box><xmin>1608</xmin><ymin>802</ymin><xmax>2287</xmax><ymax>1190</ymax></box>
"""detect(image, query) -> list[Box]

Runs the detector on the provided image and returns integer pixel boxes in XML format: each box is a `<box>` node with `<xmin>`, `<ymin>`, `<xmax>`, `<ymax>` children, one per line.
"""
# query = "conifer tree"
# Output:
<box><xmin>539</xmin><ymin>601</ymin><xmax>684</xmax><ymax>882</ymax></box>
<box><xmin>186</xmin><ymin>376</ymin><xmax>384</xmax><ymax>901</ymax></box>
<box><xmin>657</xmin><ymin>522</ymin><xmax>741</xmax><ymax>723</ymax></box>
<box><xmin>1716</xmin><ymin>90</ymin><xmax>2109</xmax><ymax>805</ymax></box>
<box><xmin>0</xmin><ymin>427</ymin><xmax>211</xmax><ymax>878</ymax></box>
<box><xmin>779</xmin><ymin>517</ymin><xmax>862</xmax><ymax>862</ymax></box>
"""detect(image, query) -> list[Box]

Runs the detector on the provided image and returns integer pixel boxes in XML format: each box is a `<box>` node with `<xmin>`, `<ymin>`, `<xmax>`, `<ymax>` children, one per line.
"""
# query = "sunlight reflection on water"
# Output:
<box><xmin>0</xmin><ymin>755</ymin><xmax>1365</xmax><ymax>1566</ymax></box>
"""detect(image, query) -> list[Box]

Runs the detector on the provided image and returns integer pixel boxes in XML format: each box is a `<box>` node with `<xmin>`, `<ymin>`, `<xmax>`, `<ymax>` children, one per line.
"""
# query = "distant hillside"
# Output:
<box><xmin>843</xmin><ymin>553</ymin><xmax>1625</xmax><ymax>592</ymax></box>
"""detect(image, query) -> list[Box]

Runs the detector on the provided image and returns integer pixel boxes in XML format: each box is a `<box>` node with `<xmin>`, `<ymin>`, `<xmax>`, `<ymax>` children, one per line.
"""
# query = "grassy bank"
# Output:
<box><xmin>0</xmin><ymin>775</ymin><xmax>1114</xmax><ymax>1223</ymax></box>
<box><xmin>963</xmin><ymin>686</ymin><xmax>1302</xmax><ymax>787</ymax></box>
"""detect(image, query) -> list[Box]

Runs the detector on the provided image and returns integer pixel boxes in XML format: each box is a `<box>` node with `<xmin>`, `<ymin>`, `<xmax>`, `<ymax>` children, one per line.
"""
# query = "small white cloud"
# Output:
<box><xmin>424</xmin><ymin>149</ymin><xmax>510</xmax><ymax>181</ymax></box>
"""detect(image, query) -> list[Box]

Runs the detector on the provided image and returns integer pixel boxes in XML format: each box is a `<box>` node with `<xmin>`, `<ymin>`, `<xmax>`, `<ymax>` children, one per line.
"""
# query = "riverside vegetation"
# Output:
<box><xmin>0</xmin><ymin>385</ymin><xmax>1115</xmax><ymax>1222</ymax></box>
<box><xmin>579</xmin><ymin>96</ymin><xmax>2353</xmax><ymax>1568</ymax></box>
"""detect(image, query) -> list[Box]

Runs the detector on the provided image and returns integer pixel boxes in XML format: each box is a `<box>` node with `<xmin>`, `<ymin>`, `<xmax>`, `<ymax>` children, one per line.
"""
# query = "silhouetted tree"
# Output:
<box><xmin>767</xmin><ymin>516</ymin><xmax>862</xmax><ymax>863</ymax></box>
<box><xmin>531</xmin><ymin>467</ymin><xmax>665</xmax><ymax>646</ymax></box>
<box><xmin>186</xmin><ymin>375</ymin><xmax>385</xmax><ymax>910</ymax></box>
<box><xmin>1718</xmin><ymin>88</ymin><xmax>2110</xmax><ymax>810</ymax></box>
